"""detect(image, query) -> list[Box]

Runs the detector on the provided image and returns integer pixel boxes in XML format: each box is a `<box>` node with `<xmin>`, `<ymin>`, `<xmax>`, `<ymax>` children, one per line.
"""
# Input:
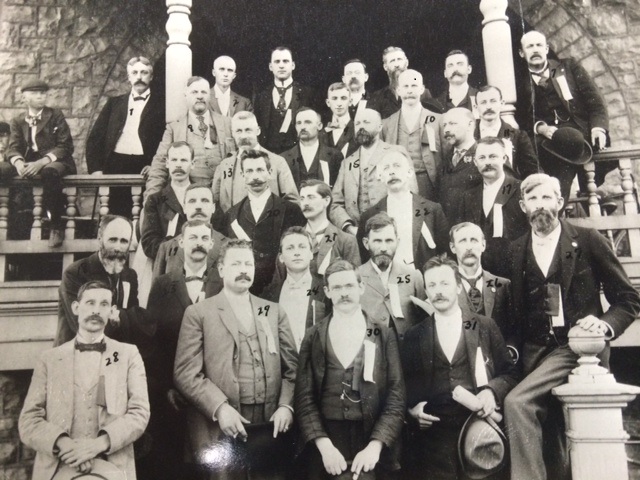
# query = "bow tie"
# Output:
<box><xmin>26</xmin><ymin>114</ymin><xmax>41</xmax><ymax>127</ymax></box>
<box><xmin>75</xmin><ymin>341</ymin><xmax>106</xmax><ymax>353</ymax></box>
<box><xmin>185</xmin><ymin>275</ymin><xmax>205</xmax><ymax>282</ymax></box>
<box><xmin>133</xmin><ymin>95</ymin><xmax>147</xmax><ymax>101</ymax></box>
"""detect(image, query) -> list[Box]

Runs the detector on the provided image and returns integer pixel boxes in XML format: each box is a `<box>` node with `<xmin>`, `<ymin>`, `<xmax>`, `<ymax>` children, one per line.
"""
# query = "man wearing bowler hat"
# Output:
<box><xmin>516</xmin><ymin>30</ymin><xmax>612</xmax><ymax>199</ymax></box>
<box><xmin>400</xmin><ymin>255</ymin><xmax>517</xmax><ymax>479</ymax></box>
<box><xmin>1</xmin><ymin>80</ymin><xmax>75</xmax><ymax>247</ymax></box>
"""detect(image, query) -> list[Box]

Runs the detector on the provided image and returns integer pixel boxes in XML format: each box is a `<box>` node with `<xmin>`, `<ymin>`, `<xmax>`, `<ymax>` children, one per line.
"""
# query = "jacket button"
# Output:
<box><xmin>233</xmin><ymin>354</ymin><xmax>238</xmax><ymax>360</ymax></box>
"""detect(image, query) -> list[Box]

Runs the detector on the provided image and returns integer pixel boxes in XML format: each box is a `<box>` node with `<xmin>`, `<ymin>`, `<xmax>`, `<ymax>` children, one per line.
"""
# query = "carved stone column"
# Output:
<box><xmin>480</xmin><ymin>0</ymin><xmax>518</xmax><ymax>127</ymax></box>
<box><xmin>553</xmin><ymin>326</ymin><xmax>640</xmax><ymax>480</ymax></box>
<box><xmin>165</xmin><ymin>0</ymin><xmax>192</xmax><ymax>122</ymax></box>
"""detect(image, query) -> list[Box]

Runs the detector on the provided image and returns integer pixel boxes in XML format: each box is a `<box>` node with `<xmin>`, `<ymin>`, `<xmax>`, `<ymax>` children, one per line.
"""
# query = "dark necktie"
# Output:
<box><xmin>452</xmin><ymin>149</ymin><xmax>466</xmax><ymax>167</ymax></box>
<box><xmin>276</xmin><ymin>84</ymin><xmax>293</xmax><ymax>114</ymax></box>
<box><xmin>196</xmin><ymin>115</ymin><xmax>208</xmax><ymax>138</ymax></box>
<box><xmin>25</xmin><ymin>114</ymin><xmax>40</xmax><ymax>128</ymax></box>
<box><xmin>464</xmin><ymin>274</ymin><xmax>483</xmax><ymax>313</ymax></box>
<box><xmin>75</xmin><ymin>340</ymin><xmax>106</xmax><ymax>353</ymax></box>
<box><xmin>133</xmin><ymin>96</ymin><xmax>146</xmax><ymax>101</ymax></box>
<box><xmin>185</xmin><ymin>275</ymin><xmax>205</xmax><ymax>282</ymax></box>
<box><xmin>531</xmin><ymin>68</ymin><xmax>549</xmax><ymax>88</ymax></box>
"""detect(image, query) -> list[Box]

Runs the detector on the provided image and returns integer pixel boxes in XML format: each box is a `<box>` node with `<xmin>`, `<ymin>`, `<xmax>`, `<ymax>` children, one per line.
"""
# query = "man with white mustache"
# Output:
<box><xmin>146</xmin><ymin>76</ymin><xmax>235</xmax><ymax>200</ymax></box>
<box><xmin>174</xmin><ymin>239</ymin><xmax>298</xmax><ymax>479</ymax></box>
<box><xmin>457</xmin><ymin>137</ymin><xmax>528</xmax><ymax>278</ymax></box>
<box><xmin>503</xmin><ymin>173</ymin><xmax>640</xmax><ymax>480</ymax></box>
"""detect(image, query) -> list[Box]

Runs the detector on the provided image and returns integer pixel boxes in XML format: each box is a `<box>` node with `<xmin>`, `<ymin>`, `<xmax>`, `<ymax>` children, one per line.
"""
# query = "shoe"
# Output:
<box><xmin>48</xmin><ymin>228</ymin><xmax>64</xmax><ymax>248</ymax></box>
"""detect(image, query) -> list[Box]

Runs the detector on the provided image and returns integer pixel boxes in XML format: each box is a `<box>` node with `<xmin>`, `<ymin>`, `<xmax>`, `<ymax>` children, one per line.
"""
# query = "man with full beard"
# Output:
<box><xmin>368</xmin><ymin>46</ymin><xmax>437</xmax><ymax>120</ymax></box>
<box><xmin>330</xmin><ymin>108</ymin><xmax>410</xmax><ymax>235</ymax></box>
<box><xmin>56</xmin><ymin>215</ymin><xmax>150</xmax><ymax>347</ymax></box>
<box><xmin>503</xmin><ymin>173</ymin><xmax>640</xmax><ymax>480</ymax></box>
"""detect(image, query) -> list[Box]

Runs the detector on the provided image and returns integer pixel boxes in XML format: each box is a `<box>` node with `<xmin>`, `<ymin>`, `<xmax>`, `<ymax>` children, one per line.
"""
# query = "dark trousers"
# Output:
<box><xmin>104</xmin><ymin>152</ymin><xmax>147</xmax><ymax>217</ymax></box>
<box><xmin>0</xmin><ymin>160</ymin><xmax>72</xmax><ymax>232</ymax></box>
<box><xmin>504</xmin><ymin>343</ymin><xmax>579</xmax><ymax>480</ymax></box>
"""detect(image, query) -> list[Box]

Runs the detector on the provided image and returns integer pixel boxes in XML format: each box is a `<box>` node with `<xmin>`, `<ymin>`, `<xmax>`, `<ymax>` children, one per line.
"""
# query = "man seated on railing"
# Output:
<box><xmin>145</xmin><ymin>76</ymin><xmax>235</xmax><ymax>202</ymax></box>
<box><xmin>141</xmin><ymin>141</ymin><xmax>192</xmax><ymax>260</ymax></box>
<box><xmin>503</xmin><ymin>173</ymin><xmax>640</xmax><ymax>480</ymax></box>
<box><xmin>0</xmin><ymin>121</ymin><xmax>10</xmax><ymax>162</ymax></box>
<box><xmin>56</xmin><ymin>215</ymin><xmax>154</xmax><ymax>359</ymax></box>
<box><xmin>1</xmin><ymin>80</ymin><xmax>75</xmax><ymax>248</ymax></box>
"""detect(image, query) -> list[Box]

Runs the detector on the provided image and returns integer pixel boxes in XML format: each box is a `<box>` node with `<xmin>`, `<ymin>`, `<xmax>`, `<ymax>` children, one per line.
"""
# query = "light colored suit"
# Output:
<box><xmin>381</xmin><ymin>107</ymin><xmax>443</xmax><ymax>201</ymax></box>
<box><xmin>209</xmin><ymin>88</ymin><xmax>253</xmax><ymax>117</ymax></box>
<box><xmin>329</xmin><ymin>140</ymin><xmax>413</xmax><ymax>228</ymax></box>
<box><xmin>19</xmin><ymin>338</ymin><xmax>149</xmax><ymax>480</ymax></box>
<box><xmin>212</xmin><ymin>147</ymin><xmax>299</xmax><ymax>212</ymax></box>
<box><xmin>145</xmin><ymin>109</ymin><xmax>235</xmax><ymax>200</ymax></box>
<box><xmin>173</xmin><ymin>291</ymin><xmax>298</xmax><ymax>464</ymax></box>
<box><xmin>358</xmin><ymin>260</ymin><xmax>426</xmax><ymax>341</ymax></box>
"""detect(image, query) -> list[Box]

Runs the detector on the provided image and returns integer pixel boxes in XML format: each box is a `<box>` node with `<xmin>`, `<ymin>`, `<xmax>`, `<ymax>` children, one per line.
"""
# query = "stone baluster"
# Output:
<box><xmin>619</xmin><ymin>156</ymin><xmax>640</xmax><ymax>256</ymax></box>
<box><xmin>130</xmin><ymin>185</ymin><xmax>142</xmax><ymax>250</ymax></box>
<box><xmin>479</xmin><ymin>0</ymin><xmax>518</xmax><ymax>127</ymax></box>
<box><xmin>165</xmin><ymin>0</ymin><xmax>192</xmax><ymax>122</ymax></box>
<box><xmin>553</xmin><ymin>326</ymin><xmax>640</xmax><ymax>480</ymax></box>
<box><xmin>0</xmin><ymin>186</ymin><xmax>8</xmax><ymax>241</ymax></box>
<box><xmin>65</xmin><ymin>186</ymin><xmax>77</xmax><ymax>240</ymax></box>
<box><xmin>583</xmin><ymin>162</ymin><xmax>601</xmax><ymax>217</ymax></box>
<box><xmin>31</xmin><ymin>186</ymin><xmax>43</xmax><ymax>240</ymax></box>
<box><xmin>98</xmin><ymin>186</ymin><xmax>110</xmax><ymax>217</ymax></box>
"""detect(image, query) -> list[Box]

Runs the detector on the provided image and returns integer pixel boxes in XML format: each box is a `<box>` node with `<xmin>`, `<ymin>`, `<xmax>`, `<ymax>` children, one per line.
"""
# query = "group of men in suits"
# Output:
<box><xmin>14</xmin><ymin>28</ymin><xmax>640</xmax><ymax>480</ymax></box>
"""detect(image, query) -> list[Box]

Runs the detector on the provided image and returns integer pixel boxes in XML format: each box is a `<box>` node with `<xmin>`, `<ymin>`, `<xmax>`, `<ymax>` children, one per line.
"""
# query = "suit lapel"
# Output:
<box><xmin>36</xmin><ymin>108</ymin><xmax>52</xmax><ymax>135</ymax></box>
<box><xmin>139</xmin><ymin>92</ymin><xmax>154</xmax><ymax>129</ymax></box>
<box><xmin>171</xmin><ymin>274</ymin><xmax>192</xmax><ymax>310</ymax></box>
<box><xmin>388</xmin><ymin>113</ymin><xmax>401</xmax><ymax>144</ymax></box>
<box><xmin>52</xmin><ymin>342</ymin><xmax>75</xmax><ymax>429</ymax></box>
<box><xmin>368</xmin><ymin>141</ymin><xmax>385</xmax><ymax>177</ymax></box>
<box><xmin>462</xmin><ymin>315</ymin><xmax>480</xmax><ymax>390</ymax></box>
<box><xmin>548</xmin><ymin>59</ymin><xmax>570</xmax><ymax>109</ymax></box>
<box><xmin>217</xmin><ymin>293</ymin><xmax>240</xmax><ymax>347</ymax></box>
<box><xmin>348</xmin><ymin>150</ymin><xmax>362</xmax><ymax>187</ymax></box>
<box><xmin>102</xmin><ymin>338</ymin><xmax>119</xmax><ymax>414</ymax></box>
<box><xmin>361</xmin><ymin>261</ymin><xmax>387</xmax><ymax>297</ymax></box>
<box><xmin>210</xmin><ymin>109</ymin><xmax>227</xmax><ymax>143</ymax></box>
<box><xmin>411</xmin><ymin>195</ymin><xmax>427</xmax><ymax>252</ymax></box>
<box><xmin>316</xmin><ymin>223</ymin><xmax>338</xmax><ymax>267</ymax></box>
<box><xmin>230</xmin><ymin>92</ymin><xmax>241</xmax><ymax>116</ymax></box>
<box><xmin>210</xmin><ymin>95</ymin><xmax>222</xmax><ymax>115</ymax></box>
<box><xmin>559</xmin><ymin>222</ymin><xmax>578</xmax><ymax>296</ymax></box>
<box><xmin>251</xmin><ymin>295</ymin><xmax>271</xmax><ymax>362</ymax></box>
<box><xmin>494</xmin><ymin>176</ymin><xmax>518</xmax><ymax>206</ymax></box>
<box><xmin>162</xmin><ymin>186</ymin><xmax>183</xmax><ymax>215</ymax></box>
<box><xmin>482</xmin><ymin>271</ymin><xmax>496</xmax><ymax>317</ymax></box>
<box><xmin>290</xmin><ymin>83</ymin><xmax>302</xmax><ymax>112</ymax></box>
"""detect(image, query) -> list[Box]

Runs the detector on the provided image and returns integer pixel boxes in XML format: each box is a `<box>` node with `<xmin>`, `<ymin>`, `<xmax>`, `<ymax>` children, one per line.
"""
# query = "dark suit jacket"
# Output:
<box><xmin>152</xmin><ymin>228</ymin><xmax>227</xmax><ymax>279</ymax></box>
<box><xmin>146</xmin><ymin>267</ymin><xmax>223</xmax><ymax>393</ymax></box>
<box><xmin>209</xmin><ymin>88</ymin><xmax>253</xmax><ymax>116</ymax></box>
<box><xmin>174</xmin><ymin>291</ymin><xmax>298</xmax><ymax>464</ymax></box>
<box><xmin>436</xmin><ymin>85</ymin><xmax>479</xmax><ymax>113</ymax></box>
<box><xmin>261</xmin><ymin>269</ymin><xmax>328</xmax><ymax>330</ymax></box>
<box><xmin>7</xmin><ymin>107</ymin><xmax>75</xmax><ymax>170</ymax></box>
<box><xmin>508</xmin><ymin>220</ymin><xmax>640</xmax><ymax>349</ymax></box>
<box><xmin>281</xmin><ymin>142</ymin><xmax>343</xmax><ymax>189</ymax></box>
<box><xmin>224</xmin><ymin>193</ymin><xmax>306</xmax><ymax>293</ymax></box>
<box><xmin>515</xmin><ymin>58</ymin><xmax>609</xmax><ymax>139</ymax></box>
<box><xmin>457</xmin><ymin>175</ymin><xmax>528</xmax><ymax>278</ymax></box>
<box><xmin>294</xmin><ymin>313</ymin><xmax>405</xmax><ymax>469</ymax></box>
<box><xmin>310</xmin><ymin>221</ymin><xmax>361</xmax><ymax>276</ymax></box>
<box><xmin>368</xmin><ymin>86</ymin><xmax>437</xmax><ymax>120</ymax></box>
<box><xmin>401</xmin><ymin>311</ymin><xmax>518</xmax><ymax>410</ymax></box>
<box><xmin>56</xmin><ymin>253</ymin><xmax>152</xmax><ymax>353</ymax></box>
<box><xmin>86</xmin><ymin>91</ymin><xmax>165</xmax><ymax>172</ymax></box>
<box><xmin>320</xmin><ymin>120</ymin><xmax>359</xmax><ymax>159</ymax></box>
<box><xmin>141</xmin><ymin>185</ymin><xmax>185</xmax><ymax>259</ymax></box>
<box><xmin>458</xmin><ymin>270</ymin><xmax>515</xmax><ymax>347</ymax></box>
<box><xmin>357</xmin><ymin>194</ymin><xmax>449</xmax><ymax>272</ymax></box>
<box><xmin>254</xmin><ymin>81</ymin><xmax>319</xmax><ymax>153</ymax></box>
<box><xmin>474</xmin><ymin>119</ymin><xmax>540</xmax><ymax>179</ymax></box>
<box><xmin>438</xmin><ymin>143</ymin><xmax>482</xmax><ymax>220</ymax></box>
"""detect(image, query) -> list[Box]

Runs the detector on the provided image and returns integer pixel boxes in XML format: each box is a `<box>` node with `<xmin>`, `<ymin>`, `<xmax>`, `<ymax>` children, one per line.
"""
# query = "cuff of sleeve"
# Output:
<box><xmin>98</xmin><ymin>430</ymin><xmax>112</xmax><ymax>454</ymax></box>
<box><xmin>592</xmin><ymin>127</ymin><xmax>607</xmax><ymax>135</ymax></box>
<box><xmin>9</xmin><ymin>156</ymin><xmax>24</xmax><ymax>167</ymax></box>
<box><xmin>278</xmin><ymin>404</ymin><xmax>294</xmax><ymax>414</ymax></box>
<box><xmin>534</xmin><ymin>121</ymin><xmax>547</xmax><ymax>135</ymax></box>
<box><xmin>52</xmin><ymin>433</ymin><xmax>69</xmax><ymax>455</ymax></box>
<box><xmin>602</xmin><ymin>321</ymin><xmax>614</xmax><ymax>340</ymax></box>
<box><xmin>507</xmin><ymin>345</ymin><xmax>519</xmax><ymax>364</ymax></box>
<box><xmin>46</xmin><ymin>153</ymin><xmax>57</xmax><ymax>163</ymax></box>
<box><xmin>341</xmin><ymin>221</ymin><xmax>354</xmax><ymax>231</ymax></box>
<box><xmin>212</xmin><ymin>400</ymin><xmax>228</xmax><ymax>422</ymax></box>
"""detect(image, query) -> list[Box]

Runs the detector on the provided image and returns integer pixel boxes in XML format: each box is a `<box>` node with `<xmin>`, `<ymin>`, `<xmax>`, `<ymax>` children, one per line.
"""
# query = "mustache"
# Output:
<box><xmin>348</xmin><ymin>77</ymin><xmax>360</xmax><ymax>85</ymax></box>
<box><xmin>191</xmin><ymin>246</ymin><xmax>207</xmax><ymax>254</ymax></box>
<box><xmin>302</xmin><ymin>205</ymin><xmax>312</xmax><ymax>212</ymax></box>
<box><xmin>101</xmin><ymin>248</ymin><xmax>128</xmax><ymax>262</ymax></box>
<box><xmin>235</xmin><ymin>273</ymin><xmax>252</xmax><ymax>282</ymax></box>
<box><xmin>134</xmin><ymin>80</ymin><xmax>148</xmax><ymax>86</ymax></box>
<box><xmin>449</xmin><ymin>71</ymin><xmax>464</xmax><ymax>78</ymax></box>
<box><xmin>432</xmin><ymin>295</ymin><xmax>447</xmax><ymax>303</ymax></box>
<box><xmin>248</xmin><ymin>180</ymin><xmax>265</xmax><ymax>186</ymax></box>
<box><xmin>172</xmin><ymin>168</ymin><xmax>186</xmax><ymax>174</ymax></box>
<box><xmin>238</xmin><ymin>138</ymin><xmax>254</xmax><ymax>146</ymax></box>
<box><xmin>481</xmin><ymin>165</ymin><xmax>497</xmax><ymax>172</ymax></box>
<box><xmin>85</xmin><ymin>314</ymin><xmax>105</xmax><ymax>324</ymax></box>
<box><xmin>483</xmin><ymin>109</ymin><xmax>496</xmax><ymax>116</ymax></box>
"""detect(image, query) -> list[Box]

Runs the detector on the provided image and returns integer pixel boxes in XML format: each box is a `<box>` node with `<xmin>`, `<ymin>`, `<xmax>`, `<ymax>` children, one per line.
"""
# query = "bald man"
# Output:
<box><xmin>438</xmin><ymin>107</ymin><xmax>482</xmax><ymax>219</ymax></box>
<box><xmin>381</xmin><ymin>69</ymin><xmax>443</xmax><ymax>201</ymax></box>
<box><xmin>210</xmin><ymin>55</ymin><xmax>253</xmax><ymax>117</ymax></box>
<box><xmin>330</xmin><ymin>108</ymin><xmax>413</xmax><ymax>235</ymax></box>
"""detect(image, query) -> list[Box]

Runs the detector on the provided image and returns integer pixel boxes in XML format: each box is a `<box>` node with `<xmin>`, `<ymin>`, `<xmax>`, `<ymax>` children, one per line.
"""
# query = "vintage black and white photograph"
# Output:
<box><xmin>1</xmin><ymin>0</ymin><xmax>640</xmax><ymax>479</ymax></box>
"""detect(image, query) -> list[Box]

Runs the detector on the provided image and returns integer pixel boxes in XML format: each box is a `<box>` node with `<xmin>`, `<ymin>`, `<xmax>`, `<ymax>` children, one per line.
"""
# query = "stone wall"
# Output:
<box><xmin>0</xmin><ymin>0</ymin><xmax>166</xmax><ymax>173</ymax></box>
<box><xmin>0</xmin><ymin>371</ymin><xmax>33</xmax><ymax>480</ymax></box>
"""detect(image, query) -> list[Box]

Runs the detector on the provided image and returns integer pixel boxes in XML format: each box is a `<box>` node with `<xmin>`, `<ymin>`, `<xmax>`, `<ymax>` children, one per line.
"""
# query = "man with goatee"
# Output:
<box><xmin>503</xmin><ymin>173</ymin><xmax>640</xmax><ymax>480</ymax></box>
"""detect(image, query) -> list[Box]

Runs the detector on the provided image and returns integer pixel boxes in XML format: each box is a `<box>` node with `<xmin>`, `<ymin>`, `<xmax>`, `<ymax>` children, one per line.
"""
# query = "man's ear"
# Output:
<box><xmin>71</xmin><ymin>300</ymin><xmax>80</xmax><ymax>316</ymax></box>
<box><xmin>362</xmin><ymin>237</ymin><xmax>370</xmax><ymax>252</ymax></box>
<box><xmin>518</xmin><ymin>49</ymin><xmax>525</xmax><ymax>59</ymax></box>
<box><xmin>519</xmin><ymin>199</ymin><xmax>527</xmax><ymax>214</ymax></box>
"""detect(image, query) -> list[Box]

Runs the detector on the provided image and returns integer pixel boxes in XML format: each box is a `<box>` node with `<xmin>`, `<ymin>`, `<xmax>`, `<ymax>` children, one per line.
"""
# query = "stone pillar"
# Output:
<box><xmin>479</xmin><ymin>0</ymin><xmax>518</xmax><ymax>127</ymax></box>
<box><xmin>553</xmin><ymin>326</ymin><xmax>640</xmax><ymax>480</ymax></box>
<box><xmin>165</xmin><ymin>0</ymin><xmax>192</xmax><ymax>123</ymax></box>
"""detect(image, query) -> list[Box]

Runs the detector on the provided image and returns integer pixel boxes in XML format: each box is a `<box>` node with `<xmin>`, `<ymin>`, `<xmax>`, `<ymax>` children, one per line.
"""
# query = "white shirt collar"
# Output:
<box><xmin>299</xmin><ymin>141</ymin><xmax>319</xmax><ymax>162</ymax></box>
<box><xmin>247</xmin><ymin>188</ymin><xmax>271</xmax><ymax>219</ymax></box>
<box><xmin>332</xmin><ymin>307</ymin><xmax>366</xmax><ymax>325</ymax></box>
<box><xmin>131</xmin><ymin>88</ymin><xmax>150</xmax><ymax>100</ymax></box>
<box><xmin>331</xmin><ymin>114</ymin><xmax>351</xmax><ymax>129</ymax></box>
<box><xmin>274</xmin><ymin>78</ymin><xmax>294</xmax><ymax>88</ymax></box>
<box><xmin>75</xmin><ymin>332</ymin><xmax>105</xmax><ymax>344</ymax></box>
<box><xmin>434</xmin><ymin>305</ymin><xmax>463</xmax><ymax>325</ymax></box>
<box><xmin>387</xmin><ymin>190</ymin><xmax>412</xmax><ymax>206</ymax></box>
<box><xmin>479</xmin><ymin>120</ymin><xmax>501</xmax><ymax>138</ymax></box>
<box><xmin>214</xmin><ymin>84</ymin><xmax>231</xmax><ymax>99</ymax></box>
<box><xmin>283</xmin><ymin>270</ymin><xmax>313</xmax><ymax>289</ymax></box>
<box><xmin>449</xmin><ymin>83</ymin><xmax>469</xmax><ymax>98</ymax></box>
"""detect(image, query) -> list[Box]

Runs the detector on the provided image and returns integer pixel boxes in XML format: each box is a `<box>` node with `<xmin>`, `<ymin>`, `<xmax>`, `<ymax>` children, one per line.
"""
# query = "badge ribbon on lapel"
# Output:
<box><xmin>475</xmin><ymin>347</ymin><xmax>489</xmax><ymax>388</ymax></box>
<box><xmin>421</xmin><ymin>222</ymin><xmax>436</xmax><ymax>249</ymax></box>
<box><xmin>231</xmin><ymin>219</ymin><xmax>251</xmax><ymax>241</ymax></box>
<box><xmin>259</xmin><ymin>316</ymin><xmax>277</xmax><ymax>354</ymax></box>
<box><xmin>363</xmin><ymin>339</ymin><xmax>376</xmax><ymax>383</ymax></box>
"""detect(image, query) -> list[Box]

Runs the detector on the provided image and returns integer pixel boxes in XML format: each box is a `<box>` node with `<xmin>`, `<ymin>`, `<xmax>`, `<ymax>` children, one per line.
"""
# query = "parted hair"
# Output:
<box><xmin>449</xmin><ymin>222</ymin><xmax>485</xmax><ymax>243</ymax></box>
<box><xmin>181</xmin><ymin>219</ymin><xmax>214</xmax><ymax>236</ymax></box>
<box><xmin>279</xmin><ymin>226</ymin><xmax>313</xmax><ymax>252</ymax></box>
<box><xmin>218</xmin><ymin>238</ymin><xmax>253</xmax><ymax>266</ymax></box>
<box><xmin>364</xmin><ymin>212</ymin><xmax>398</xmax><ymax>238</ymax></box>
<box><xmin>77</xmin><ymin>280</ymin><xmax>114</xmax><ymax>303</ymax></box>
<box><xmin>476</xmin><ymin>136</ymin><xmax>505</xmax><ymax>149</ymax></box>
<box><xmin>240</xmin><ymin>148</ymin><xmax>271</xmax><ymax>171</ymax></box>
<box><xmin>520</xmin><ymin>173</ymin><xmax>562</xmax><ymax>199</ymax></box>
<box><xmin>98</xmin><ymin>215</ymin><xmax>132</xmax><ymax>239</ymax></box>
<box><xmin>423</xmin><ymin>253</ymin><xmax>462</xmax><ymax>285</ymax></box>
<box><xmin>127</xmin><ymin>56</ymin><xmax>153</xmax><ymax>72</ymax></box>
<box><xmin>323</xmin><ymin>259</ymin><xmax>361</xmax><ymax>288</ymax></box>
<box><xmin>477</xmin><ymin>85</ymin><xmax>503</xmax><ymax>99</ymax></box>
<box><xmin>343</xmin><ymin>58</ymin><xmax>367</xmax><ymax>72</ymax></box>
<box><xmin>168</xmin><ymin>140</ymin><xmax>195</xmax><ymax>159</ymax></box>
<box><xmin>445</xmin><ymin>49</ymin><xmax>470</xmax><ymax>63</ymax></box>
